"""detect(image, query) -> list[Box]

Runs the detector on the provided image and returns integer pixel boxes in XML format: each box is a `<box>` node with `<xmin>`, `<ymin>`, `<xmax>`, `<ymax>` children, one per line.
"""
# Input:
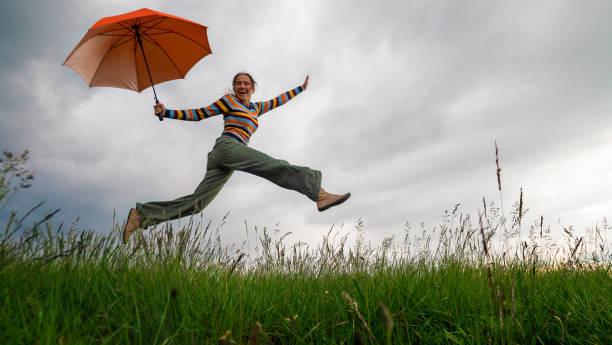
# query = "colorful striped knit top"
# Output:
<box><xmin>163</xmin><ymin>86</ymin><xmax>304</xmax><ymax>145</ymax></box>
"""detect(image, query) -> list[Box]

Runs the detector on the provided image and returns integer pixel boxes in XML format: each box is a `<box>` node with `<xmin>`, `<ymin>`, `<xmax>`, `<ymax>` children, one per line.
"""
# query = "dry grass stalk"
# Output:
<box><xmin>518</xmin><ymin>188</ymin><xmax>523</xmax><ymax>227</ymax></box>
<box><xmin>331</xmin><ymin>321</ymin><xmax>348</xmax><ymax>328</ymax></box>
<box><xmin>479</xmin><ymin>211</ymin><xmax>504</xmax><ymax>330</ymax></box>
<box><xmin>342</xmin><ymin>291</ymin><xmax>373</xmax><ymax>338</ymax></box>
<box><xmin>482</xmin><ymin>197</ymin><xmax>487</xmax><ymax>218</ymax></box>
<box><xmin>496</xmin><ymin>286</ymin><xmax>504</xmax><ymax>329</ymax></box>
<box><xmin>495</xmin><ymin>141</ymin><xmax>502</xmax><ymax>192</ymax></box>
<box><xmin>248</xmin><ymin>322</ymin><xmax>263</xmax><ymax>345</ymax></box>
<box><xmin>229</xmin><ymin>252</ymin><xmax>245</xmax><ymax>274</ymax></box>
<box><xmin>494</xmin><ymin>141</ymin><xmax>505</xmax><ymax>214</ymax></box>
<box><xmin>218</xmin><ymin>329</ymin><xmax>234</xmax><ymax>345</ymax></box>
<box><xmin>554</xmin><ymin>316</ymin><xmax>565</xmax><ymax>345</ymax></box>
<box><xmin>569</xmin><ymin>237</ymin><xmax>583</xmax><ymax>263</ymax></box>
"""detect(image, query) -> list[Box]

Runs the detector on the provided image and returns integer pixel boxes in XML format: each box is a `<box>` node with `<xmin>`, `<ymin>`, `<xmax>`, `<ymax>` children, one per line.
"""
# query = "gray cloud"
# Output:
<box><xmin>1</xmin><ymin>0</ymin><xmax>611</xmax><ymax>243</ymax></box>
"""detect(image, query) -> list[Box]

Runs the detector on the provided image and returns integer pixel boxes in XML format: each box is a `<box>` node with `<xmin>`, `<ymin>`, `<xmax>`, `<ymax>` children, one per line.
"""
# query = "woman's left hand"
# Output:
<box><xmin>302</xmin><ymin>75</ymin><xmax>309</xmax><ymax>90</ymax></box>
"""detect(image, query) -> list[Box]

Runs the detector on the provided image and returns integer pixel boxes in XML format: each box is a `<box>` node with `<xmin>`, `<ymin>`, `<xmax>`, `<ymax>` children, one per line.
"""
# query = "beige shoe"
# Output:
<box><xmin>123</xmin><ymin>208</ymin><xmax>142</xmax><ymax>242</ymax></box>
<box><xmin>317</xmin><ymin>188</ymin><xmax>351</xmax><ymax>212</ymax></box>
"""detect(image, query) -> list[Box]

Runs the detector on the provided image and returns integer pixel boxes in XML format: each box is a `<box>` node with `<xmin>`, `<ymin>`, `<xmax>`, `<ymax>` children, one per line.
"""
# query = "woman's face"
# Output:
<box><xmin>233</xmin><ymin>74</ymin><xmax>255</xmax><ymax>105</ymax></box>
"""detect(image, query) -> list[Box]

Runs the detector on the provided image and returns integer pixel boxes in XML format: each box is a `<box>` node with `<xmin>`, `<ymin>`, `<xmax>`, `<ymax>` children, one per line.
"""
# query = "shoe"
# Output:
<box><xmin>123</xmin><ymin>208</ymin><xmax>142</xmax><ymax>242</ymax></box>
<box><xmin>317</xmin><ymin>188</ymin><xmax>351</xmax><ymax>212</ymax></box>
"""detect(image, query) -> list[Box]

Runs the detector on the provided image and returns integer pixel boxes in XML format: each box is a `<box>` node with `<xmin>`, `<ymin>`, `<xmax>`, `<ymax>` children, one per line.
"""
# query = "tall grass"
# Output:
<box><xmin>1</xmin><ymin>147</ymin><xmax>611</xmax><ymax>344</ymax></box>
<box><xmin>2</xmin><ymin>201</ymin><xmax>610</xmax><ymax>344</ymax></box>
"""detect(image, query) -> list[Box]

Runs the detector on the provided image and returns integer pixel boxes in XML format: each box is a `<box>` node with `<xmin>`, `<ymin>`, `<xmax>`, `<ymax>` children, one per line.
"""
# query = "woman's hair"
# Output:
<box><xmin>232</xmin><ymin>72</ymin><xmax>257</xmax><ymax>89</ymax></box>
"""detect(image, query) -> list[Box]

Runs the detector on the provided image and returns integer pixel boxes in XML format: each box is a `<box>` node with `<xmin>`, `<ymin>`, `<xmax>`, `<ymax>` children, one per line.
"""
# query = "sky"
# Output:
<box><xmin>1</xmin><ymin>0</ymin><xmax>611</xmax><ymax>247</ymax></box>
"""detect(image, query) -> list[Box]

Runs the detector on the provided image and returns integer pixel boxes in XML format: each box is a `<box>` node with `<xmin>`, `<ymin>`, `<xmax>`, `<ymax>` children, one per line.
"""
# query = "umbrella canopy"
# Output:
<box><xmin>63</xmin><ymin>8</ymin><xmax>211</xmax><ymax>93</ymax></box>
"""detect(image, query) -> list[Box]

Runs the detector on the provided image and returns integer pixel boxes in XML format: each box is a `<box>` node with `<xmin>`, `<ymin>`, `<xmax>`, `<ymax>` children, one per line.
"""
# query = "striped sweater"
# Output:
<box><xmin>163</xmin><ymin>86</ymin><xmax>304</xmax><ymax>145</ymax></box>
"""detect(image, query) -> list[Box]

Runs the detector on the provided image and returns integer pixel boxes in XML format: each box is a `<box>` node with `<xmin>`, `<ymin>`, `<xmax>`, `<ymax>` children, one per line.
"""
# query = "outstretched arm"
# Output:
<box><xmin>256</xmin><ymin>76</ymin><xmax>309</xmax><ymax>116</ymax></box>
<box><xmin>153</xmin><ymin>96</ymin><xmax>231</xmax><ymax>121</ymax></box>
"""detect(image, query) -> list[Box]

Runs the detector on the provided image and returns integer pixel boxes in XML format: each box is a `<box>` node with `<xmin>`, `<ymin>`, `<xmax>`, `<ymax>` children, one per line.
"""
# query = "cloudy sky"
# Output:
<box><xmin>1</xmin><ymin>0</ymin><xmax>611</xmax><ymax>246</ymax></box>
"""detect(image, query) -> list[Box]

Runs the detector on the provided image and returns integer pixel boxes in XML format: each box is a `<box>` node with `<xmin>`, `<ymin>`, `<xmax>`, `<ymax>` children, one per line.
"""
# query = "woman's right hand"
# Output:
<box><xmin>302</xmin><ymin>75</ymin><xmax>309</xmax><ymax>90</ymax></box>
<box><xmin>154</xmin><ymin>102</ymin><xmax>166</xmax><ymax>116</ymax></box>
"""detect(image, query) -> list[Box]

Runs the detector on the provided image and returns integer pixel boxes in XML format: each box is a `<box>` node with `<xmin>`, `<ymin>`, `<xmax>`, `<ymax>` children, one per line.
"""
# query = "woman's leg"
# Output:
<box><xmin>213</xmin><ymin>136</ymin><xmax>322</xmax><ymax>201</ymax></box>
<box><xmin>136</xmin><ymin>167</ymin><xmax>233</xmax><ymax>227</ymax></box>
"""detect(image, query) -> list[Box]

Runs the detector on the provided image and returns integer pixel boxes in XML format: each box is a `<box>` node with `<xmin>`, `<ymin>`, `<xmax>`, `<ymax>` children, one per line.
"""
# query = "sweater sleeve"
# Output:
<box><xmin>163</xmin><ymin>95</ymin><xmax>232</xmax><ymax>121</ymax></box>
<box><xmin>255</xmin><ymin>86</ymin><xmax>304</xmax><ymax>116</ymax></box>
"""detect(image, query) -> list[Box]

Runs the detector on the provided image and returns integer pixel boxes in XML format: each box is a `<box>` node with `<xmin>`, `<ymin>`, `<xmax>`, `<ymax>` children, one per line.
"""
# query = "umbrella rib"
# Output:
<box><xmin>99</xmin><ymin>33</ymin><xmax>135</xmax><ymax>37</ymax></box>
<box><xmin>139</xmin><ymin>16</ymin><xmax>209</xmax><ymax>72</ymax></box>
<box><xmin>139</xmin><ymin>17</ymin><xmax>167</xmax><ymax>30</ymax></box>
<box><xmin>107</xmin><ymin>18</ymin><xmax>209</xmax><ymax>51</ymax></box>
<box><xmin>109</xmin><ymin>20</ymin><xmax>166</xmax><ymax>50</ymax></box>
<box><xmin>143</xmin><ymin>29</ymin><xmax>211</xmax><ymax>52</ymax></box>
<box><xmin>143</xmin><ymin>34</ymin><xmax>186</xmax><ymax>79</ymax></box>
<box><xmin>141</xmin><ymin>17</ymin><xmax>210</xmax><ymax>51</ymax></box>
<box><xmin>139</xmin><ymin>33</ymin><xmax>164</xmax><ymax>47</ymax></box>
<box><xmin>98</xmin><ymin>24</ymin><xmax>135</xmax><ymax>36</ymax></box>
<box><xmin>118</xmin><ymin>22</ymin><xmax>137</xmax><ymax>34</ymax></box>
<box><xmin>109</xmin><ymin>36</ymin><xmax>136</xmax><ymax>50</ymax></box>
<box><xmin>88</xmin><ymin>33</ymin><xmax>126</xmax><ymax>89</ymax></box>
<box><xmin>98</xmin><ymin>30</ymin><xmax>132</xmax><ymax>36</ymax></box>
<box><xmin>111</xmin><ymin>22</ymin><xmax>162</xmax><ymax>51</ymax></box>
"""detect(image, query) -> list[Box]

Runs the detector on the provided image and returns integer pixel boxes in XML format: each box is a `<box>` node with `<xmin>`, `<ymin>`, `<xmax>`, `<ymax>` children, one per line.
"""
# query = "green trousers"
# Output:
<box><xmin>136</xmin><ymin>135</ymin><xmax>322</xmax><ymax>227</ymax></box>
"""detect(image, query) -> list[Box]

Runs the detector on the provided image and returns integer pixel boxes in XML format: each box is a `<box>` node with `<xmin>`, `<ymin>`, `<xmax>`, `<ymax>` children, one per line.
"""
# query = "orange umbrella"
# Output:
<box><xmin>63</xmin><ymin>8</ymin><xmax>211</xmax><ymax>120</ymax></box>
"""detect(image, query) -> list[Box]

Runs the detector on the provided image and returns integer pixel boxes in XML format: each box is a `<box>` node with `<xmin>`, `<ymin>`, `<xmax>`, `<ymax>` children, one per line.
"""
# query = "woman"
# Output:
<box><xmin>123</xmin><ymin>73</ymin><xmax>350</xmax><ymax>242</ymax></box>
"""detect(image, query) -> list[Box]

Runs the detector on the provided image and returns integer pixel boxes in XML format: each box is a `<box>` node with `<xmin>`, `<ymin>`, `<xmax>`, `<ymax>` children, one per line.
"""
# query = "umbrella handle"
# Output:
<box><xmin>155</xmin><ymin>99</ymin><xmax>163</xmax><ymax>121</ymax></box>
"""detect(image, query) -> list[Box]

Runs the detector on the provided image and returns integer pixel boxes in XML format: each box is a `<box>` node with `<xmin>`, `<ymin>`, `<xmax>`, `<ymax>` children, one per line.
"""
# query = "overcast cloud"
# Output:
<box><xmin>1</xmin><ymin>0</ymin><xmax>611</xmax><ymax>246</ymax></box>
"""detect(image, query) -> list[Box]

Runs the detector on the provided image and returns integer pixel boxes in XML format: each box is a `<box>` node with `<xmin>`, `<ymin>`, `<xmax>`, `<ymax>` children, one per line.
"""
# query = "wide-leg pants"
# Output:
<box><xmin>136</xmin><ymin>135</ymin><xmax>322</xmax><ymax>227</ymax></box>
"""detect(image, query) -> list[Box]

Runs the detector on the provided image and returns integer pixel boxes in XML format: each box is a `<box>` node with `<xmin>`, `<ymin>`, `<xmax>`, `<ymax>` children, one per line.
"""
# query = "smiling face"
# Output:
<box><xmin>233</xmin><ymin>74</ymin><xmax>255</xmax><ymax>105</ymax></box>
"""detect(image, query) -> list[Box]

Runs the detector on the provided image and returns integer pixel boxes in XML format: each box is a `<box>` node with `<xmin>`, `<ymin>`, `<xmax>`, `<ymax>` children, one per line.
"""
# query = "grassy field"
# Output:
<box><xmin>1</xmin><ymin>150</ymin><xmax>611</xmax><ymax>344</ymax></box>
<box><xmin>1</xmin><ymin>212</ymin><xmax>610</xmax><ymax>345</ymax></box>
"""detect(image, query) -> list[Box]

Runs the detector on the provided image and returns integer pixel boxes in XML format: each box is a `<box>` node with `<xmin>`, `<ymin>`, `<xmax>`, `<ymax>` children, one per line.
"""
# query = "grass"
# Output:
<box><xmin>1</xmin><ymin>210</ymin><xmax>610</xmax><ymax>345</ymax></box>
<box><xmin>1</xmin><ymin>149</ymin><xmax>611</xmax><ymax>344</ymax></box>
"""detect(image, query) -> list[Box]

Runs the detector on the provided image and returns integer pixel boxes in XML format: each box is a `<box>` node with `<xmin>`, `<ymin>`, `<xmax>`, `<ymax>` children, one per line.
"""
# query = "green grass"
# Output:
<box><xmin>1</xmin><ymin>216</ymin><xmax>610</xmax><ymax>345</ymax></box>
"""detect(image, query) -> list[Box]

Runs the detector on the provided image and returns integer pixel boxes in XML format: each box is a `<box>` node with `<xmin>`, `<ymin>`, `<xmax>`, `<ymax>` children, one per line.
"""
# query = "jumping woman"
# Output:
<box><xmin>123</xmin><ymin>73</ymin><xmax>351</xmax><ymax>241</ymax></box>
